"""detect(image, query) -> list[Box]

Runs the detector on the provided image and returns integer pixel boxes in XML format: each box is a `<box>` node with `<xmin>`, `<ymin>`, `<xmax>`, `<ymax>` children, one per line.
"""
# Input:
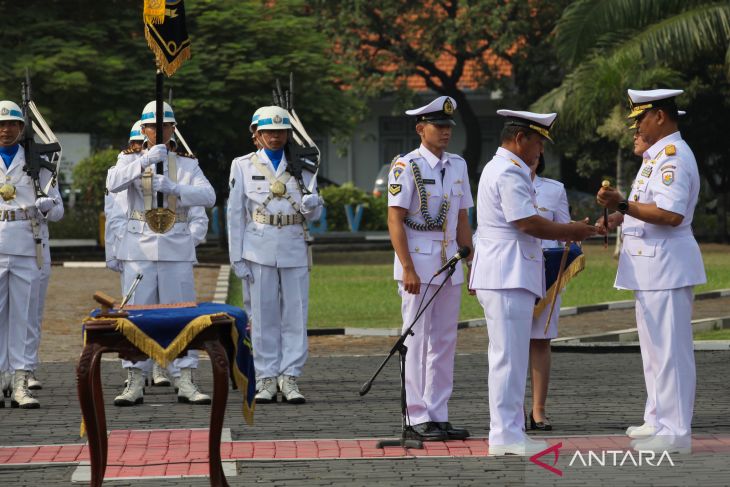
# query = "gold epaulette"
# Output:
<box><xmin>122</xmin><ymin>147</ymin><xmax>141</xmax><ymax>155</ymax></box>
<box><xmin>176</xmin><ymin>150</ymin><xmax>195</xmax><ymax>159</ymax></box>
<box><xmin>665</xmin><ymin>144</ymin><xmax>676</xmax><ymax>156</ymax></box>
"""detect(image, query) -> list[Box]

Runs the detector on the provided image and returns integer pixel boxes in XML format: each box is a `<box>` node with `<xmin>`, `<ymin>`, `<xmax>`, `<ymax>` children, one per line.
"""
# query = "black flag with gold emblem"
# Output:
<box><xmin>144</xmin><ymin>0</ymin><xmax>191</xmax><ymax>76</ymax></box>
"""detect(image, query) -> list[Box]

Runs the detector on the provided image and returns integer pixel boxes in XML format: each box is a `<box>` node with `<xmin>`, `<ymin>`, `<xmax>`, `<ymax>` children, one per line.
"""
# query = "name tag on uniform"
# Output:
<box><xmin>422</xmin><ymin>179</ymin><xmax>436</xmax><ymax>185</ymax></box>
<box><xmin>252</xmin><ymin>175</ymin><xmax>266</xmax><ymax>180</ymax></box>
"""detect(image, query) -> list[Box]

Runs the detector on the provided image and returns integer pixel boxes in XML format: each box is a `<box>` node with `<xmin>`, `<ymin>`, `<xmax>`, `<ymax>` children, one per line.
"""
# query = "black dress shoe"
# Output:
<box><xmin>529</xmin><ymin>412</ymin><xmax>552</xmax><ymax>431</ymax></box>
<box><xmin>435</xmin><ymin>422</ymin><xmax>470</xmax><ymax>440</ymax></box>
<box><xmin>404</xmin><ymin>422</ymin><xmax>448</xmax><ymax>441</ymax></box>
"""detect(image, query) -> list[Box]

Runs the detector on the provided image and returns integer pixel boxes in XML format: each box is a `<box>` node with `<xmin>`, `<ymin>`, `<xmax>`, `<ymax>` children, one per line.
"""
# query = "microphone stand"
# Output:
<box><xmin>360</xmin><ymin>263</ymin><xmax>459</xmax><ymax>449</ymax></box>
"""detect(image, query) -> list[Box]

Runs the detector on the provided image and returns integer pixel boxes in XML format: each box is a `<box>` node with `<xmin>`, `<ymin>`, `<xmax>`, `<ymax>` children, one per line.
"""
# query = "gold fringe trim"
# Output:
<box><xmin>230</xmin><ymin>323</ymin><xmax>256</xmax><ymax>426</ymax></box>
<box><xmin>533</xmin><ymin>254</ymin><xmax>586</xmax><ymax>318</ymax></box>
<box><xmin>80</xmin><ymin>419</ymin><xmax>86</xmax><ymax>438</ymax></box>
<box><xmin>144</xmin><ymin>24</ymin><xmax>191</xmax><ymax>77</ymax></box>
<box><xmin>144</xmin><ymin>0</ymin><xmax>165</xmax><ymax>24</ymax></box>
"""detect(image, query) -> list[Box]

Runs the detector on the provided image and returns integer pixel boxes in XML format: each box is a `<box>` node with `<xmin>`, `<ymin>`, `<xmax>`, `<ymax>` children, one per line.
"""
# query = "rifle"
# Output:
<box><xmin>272</xmin><ymin>73</ymin><xmax>320</xmax><ymax>194</ymax></box>
<box><xmin>20</xmin><ymin>69</ymin><xmax>62</xmax><ymax>198</ymax></box>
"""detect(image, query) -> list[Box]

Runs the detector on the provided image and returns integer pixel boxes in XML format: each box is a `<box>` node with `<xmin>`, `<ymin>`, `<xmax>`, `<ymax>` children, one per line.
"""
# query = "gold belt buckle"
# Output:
<box><xmin>145</xmin><ymin>208</ymin><xmax>176</xmax><ymax>234</ymax></box>
<box><xmin>0</xmin><ymin>183</ymin><xmax>16</xmax><ymax>202</ymax></box>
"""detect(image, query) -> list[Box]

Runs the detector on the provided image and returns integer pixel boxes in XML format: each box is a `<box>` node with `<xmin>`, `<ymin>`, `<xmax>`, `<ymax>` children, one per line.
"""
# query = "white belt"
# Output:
<box><xmin>622</xmin><ymin>226</ymin><xmax>693</xmax><ymax>239</ymax></box>
<box><xmin>253</xmin><ymin>211</ymin><xmax>303</xmax><ymax>228</ymax></box>
<box><xmin>477</xmin><ymin>227</ymin><xmax>538</xmax><ymax>244</ymax></box>
<box><xmin>0</xmin><ymin>209</ymin><xmax>36</xmax><ymax>221</ymax></box>
<box><xmin>130</xmin><ymin>209</ymin><xmax>187</xmax><ymax>223</ymax></box>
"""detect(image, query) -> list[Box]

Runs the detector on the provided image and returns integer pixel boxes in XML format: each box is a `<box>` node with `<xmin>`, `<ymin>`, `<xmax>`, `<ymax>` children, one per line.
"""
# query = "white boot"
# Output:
<box><xmin>278</xmin><ymin>375</ymin><xmax>305</xmax><ymax>404</ymax></box>
<box><xmin>152</xmin><ymin>363</ymin><xmax>171</xmax><ymax>387</ymax></box>
<box><xmin>255</xmin><ymin>377</ymin><xmax>278</xmax><ymax>403</ymax></box>
<box><xmin>1</xmin><ymin>371</ymin><xmax>12</xmax><ymax>398</ymax></box>
<box><xmin>28</xmin><ymin>371</ymin><xmax>42</xmax><ymax>390</ymax></box>
<box><xmin>626</xmin><ymin>422</ymin><xmax>656</xmax><ymax>439</ymax></box>
<box><xmin>114</xmin><ymin>368</ymin><xmax>145</xmax><ymax>406</ymax></box>
<box><xmin>176</xmin><ymin>368</ymin><xmax>211</xmax><ymax>405</ymax></box>
<box><xmin>11</xmin><ymin>370</ymin><xmax>40</xmax><ymax>409</ymax></box>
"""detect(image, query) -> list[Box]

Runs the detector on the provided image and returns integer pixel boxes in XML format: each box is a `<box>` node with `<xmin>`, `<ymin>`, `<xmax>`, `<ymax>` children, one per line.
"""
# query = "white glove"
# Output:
<box><xmin>35</xmin><ymin>197</ymin><xmax>56</xmax><ymax>213</ymax></box>
<box><xmin>140</xmin><ymin>144</ymin><xmax>167</xmax><ymax>169</ymax></box>
<box><xmin>232</xmin><ymin>261</ymin><xmax>253</xmax><ymax>282</ymax></box>
<box><xmin>106</xmin><ymin>259</ymin><xmax>123</xmax><ymax>273</ymax></box>
<box><xmin>301</xmin><ymin>194</ymin><xmax>322</xmax><ymax>212</ymax></box>
<box><xmin>152</xmin><ymin>174</ymin><xmax>180</xmax><ymax>196</ymax></box>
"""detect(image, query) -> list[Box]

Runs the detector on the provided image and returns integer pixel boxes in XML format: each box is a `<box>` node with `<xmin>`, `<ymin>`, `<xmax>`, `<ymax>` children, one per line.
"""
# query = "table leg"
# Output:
<box><xmin>204</xmin><ymin>340</ymin><xmax>230</xmax><ymax>487</ymax></box>
<box><xmin>77</xmin><ymin>343</ymin><xmax>104</xmax><ymax>487</ymax></box>
<box><xmin>90</xmin><ymin>346</ymin><xmax>109</xmax><ymax>474</ymax></box>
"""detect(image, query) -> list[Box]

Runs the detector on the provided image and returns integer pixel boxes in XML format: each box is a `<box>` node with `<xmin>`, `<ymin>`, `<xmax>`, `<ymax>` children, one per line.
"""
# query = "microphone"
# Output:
<box><xmin>433</xmin><ymin>247</ymin><xmax>470</xmax><ymax>277</ymax></box>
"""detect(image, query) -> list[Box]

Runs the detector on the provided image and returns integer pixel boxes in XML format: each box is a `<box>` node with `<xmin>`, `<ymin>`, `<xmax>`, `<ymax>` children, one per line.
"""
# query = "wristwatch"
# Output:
<box><xmin>617</xmin><ymin>199</ymin><xmax>630</xmax><ymax>215</ymax></box>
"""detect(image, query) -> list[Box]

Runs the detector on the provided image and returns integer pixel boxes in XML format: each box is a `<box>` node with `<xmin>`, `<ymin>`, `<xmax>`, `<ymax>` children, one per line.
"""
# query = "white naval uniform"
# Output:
<box><xmin>469</xmin><ymin>147</ymin><xmax>544</xmax><ymax>446</ymax></box>
<box><xmin>0</xmin><ymin>146</ymin><xmax>63</xmax><ymax>373</ymax></box>
<box><xmin>107</xmin><ymin>148</ymin><xmax>216</xmax><ymax>370</ymax></box>
<box><xmin>227</xmin><ymin>149</ymin><xmax>322</xmax><ymax>380</ymax></box>
<box><xmin>617</xmin><ymin>131</ymin><xmax>705</xmax><ymax>446</ymax></box>
<box><xmin>388</xmin><ymin>144</ymin><xmax>473</xmax><ymax>426</ymax></box>
<box><xmin>531</xmin><ymin>176</ymin><xmax>570</xmax><ymax>339</ymax></box>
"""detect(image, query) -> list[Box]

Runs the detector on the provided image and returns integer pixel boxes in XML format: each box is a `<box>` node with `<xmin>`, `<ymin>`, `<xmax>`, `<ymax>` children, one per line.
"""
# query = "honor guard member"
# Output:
<box><xmin>0</xmin><ymin>100</ymin><xmax>63</xmax><ymax>408</ymax></box>
<box><xmin>596</xmin><ymin>89</ymin><xmax>705</xmax><ymax>454</ymax></box>
<box><xmin>107</xmin><ymin>101</ymin><xmax>216</xmax><ymax>406</ymax></box>
<box><xmin>470</xmin><ymin>110</ymin><xmax>595</xmax><ymax>455</ymax></box>
<box><xmin>227</xmin><ymin>105</ymin><xmax>323</xmax><ymax>404</ymax></box>
<box><xmin>527</xmin><ymin>155</ymin><xmax>570</xmax><ymax>432</ymax></box>
<box><xmin>387</xmin><ymin>96</ymin><xmax>474</xmax><ymax>442</ymax></box>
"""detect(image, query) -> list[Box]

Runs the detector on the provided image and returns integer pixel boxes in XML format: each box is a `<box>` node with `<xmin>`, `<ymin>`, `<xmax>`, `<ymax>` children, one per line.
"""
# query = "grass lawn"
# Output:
<box><xmin>693</xmin><ymin>328</ymin><xmax>730</xmax><ymax>340</ymax></box>
<box><xmin>228</xmin><ymin>243</ymin><xmax>730</xmax><ymax>329</ymax></box>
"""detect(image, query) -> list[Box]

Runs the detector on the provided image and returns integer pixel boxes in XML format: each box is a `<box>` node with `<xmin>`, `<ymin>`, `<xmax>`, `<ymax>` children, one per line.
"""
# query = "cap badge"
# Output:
<box><xmin>0</xmin><ymin>108</ymin><xmax>8</xmax><ymax>116</ymax></box>
<box><xmin>273</xmin><ymin>115</ymin><xmax>282</xmax><ymax>124</ymax></box>
<box><xmin>443</xmin><ymin>99</ymin><xmax>454</xmax><ymax>115</ymax></box>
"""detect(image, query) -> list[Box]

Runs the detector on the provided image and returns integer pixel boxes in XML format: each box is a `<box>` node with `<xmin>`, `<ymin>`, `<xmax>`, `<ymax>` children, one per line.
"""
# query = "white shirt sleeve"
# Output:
<box><xmin>387</xmin><ymin>159</ymin><xmax>414</xmax><ymax>209</ymax></box>
<box><xmin>497</xmin><ymin>167</ymin><xmax>538</xmax><ymax>222</ymax></box>
<box><xmin>651</xmin><ymin>157</ymin><xmax>690</xmax><ymax>216</ymax></box>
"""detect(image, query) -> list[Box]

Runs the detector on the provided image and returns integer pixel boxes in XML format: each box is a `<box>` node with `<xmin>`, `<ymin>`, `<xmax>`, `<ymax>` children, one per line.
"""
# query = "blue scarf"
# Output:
<box><xmin>0</xmin><ymin>145</ymin><xmax>19</xmax><ymax>169</ymax></box>
<box><xmin>264</xmin><ymin>148</ymin><xmax>284</xmax><ymax>171</ymax></box>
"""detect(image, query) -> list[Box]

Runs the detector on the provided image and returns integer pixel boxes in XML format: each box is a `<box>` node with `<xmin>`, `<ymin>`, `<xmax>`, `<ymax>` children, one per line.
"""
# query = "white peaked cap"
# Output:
<box><xmin>496</xmin><ymin>109</ymin><xmax>557</xmax><ymax>142</ymax></box>
<box><xmin>141</xmin><ymin>101</ymin><xmax>176</xmax><ymax>124</ymax></box>
<box><xmin>627</xmin><ymin>89</ymin><xmax>684</xmax><ymax>118</ymax></box>
<box><xmin>405</xmin><ymin>96</ymin><xmax>457</xmax><ymax>126</ymax></box>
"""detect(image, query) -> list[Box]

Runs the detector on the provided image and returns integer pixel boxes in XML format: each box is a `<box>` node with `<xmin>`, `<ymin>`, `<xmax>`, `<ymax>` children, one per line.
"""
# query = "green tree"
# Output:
<box><xmin>72</xmin><ymin>148</ymin><xmax>118</xmax><ymax>212</ymax></box>
<box><xmin>314</xmin><ymin>0</ymin><xmax>565</xmax><ymax>183</ymax></box>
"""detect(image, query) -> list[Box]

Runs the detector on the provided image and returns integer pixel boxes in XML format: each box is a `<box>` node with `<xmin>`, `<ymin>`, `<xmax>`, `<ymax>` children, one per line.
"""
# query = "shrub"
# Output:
<box><xmin>319</xmin><ymin>182</ymin><xmax>387</xmax><ymax>231</ymax></box>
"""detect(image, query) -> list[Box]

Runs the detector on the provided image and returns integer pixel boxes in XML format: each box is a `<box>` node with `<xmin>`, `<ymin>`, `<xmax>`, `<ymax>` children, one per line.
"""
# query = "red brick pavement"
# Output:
<box><xmin>1</xmin><ymin>429</ymin><xmax>729</xmax><ymax>480</ymax></box>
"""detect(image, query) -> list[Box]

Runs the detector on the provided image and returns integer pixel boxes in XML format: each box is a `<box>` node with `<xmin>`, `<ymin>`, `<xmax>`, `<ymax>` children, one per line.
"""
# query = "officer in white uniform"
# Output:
<box><xmin>387</xmin><ymin>96</ymin><xmax>474</xmax><ymax>442</ymax></box>
<box><xmin>470</xmin><ymin>110</ymin><xmax>596</xmax><ymax>455</ymax></box>
<box><xmin>227</xmin><ymin>105</ymin><xmax>323</xmax><ymax>404</ymax></box>
<box><xmin>0</xmin><ymin>100</ymin><xmax>63</xmax><ymax>409</ymax></box>
<box><xmin>528</xmin><ymin>155</ymin><xmax>571</xmax><ymax>431</ymax></box>
<box><xmin>107</xmin><ymin>101</ymin><xmax>216</xmax><ymax>406</ymax></box>
<box><xmin>597</xmin><ymin>89</ymin><xmax>705</xmax><ymax>454</ymax></box>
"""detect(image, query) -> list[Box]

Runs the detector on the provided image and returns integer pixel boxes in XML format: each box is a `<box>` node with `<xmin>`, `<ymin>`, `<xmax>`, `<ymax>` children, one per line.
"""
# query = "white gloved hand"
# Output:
<box><xmin>106</xmin><ymin>259</ymin><xmax>123</xmax><ymax>273</ymax></box>
<box><xmin>301</xmin><ymin>194</ymin><xmax>322</xmax><ymax>212</ymax></box>
<box><xmin>140</xmin><ymin>144</ymin><xmax>167</xmax><ymax>169</ymax></box>
<box><xmin>152</xmin><ymin>174</ymin><xmax>180</xmax><ymax>196</ymax></box>
<box><xmin>232</xmin><ymin>261</ymin><xmax>253</xmax><ymax>282</ymax></box>
<box><xmin>35</xmin><ymin>197</ymin><xmax>56</xmax><ymax>213</ymax></box>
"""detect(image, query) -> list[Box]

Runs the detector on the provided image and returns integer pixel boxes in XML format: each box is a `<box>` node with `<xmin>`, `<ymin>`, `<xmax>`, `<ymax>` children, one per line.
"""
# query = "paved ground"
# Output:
<box><xmin>1</xmin><ymin>351</ymin><xmax>729</xmax><ymax>486</ymax></box>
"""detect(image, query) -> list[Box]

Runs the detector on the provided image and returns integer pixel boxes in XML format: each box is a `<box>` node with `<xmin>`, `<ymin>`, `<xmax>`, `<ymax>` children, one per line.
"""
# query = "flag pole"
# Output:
<box><xmin>155</xmin><ymin>67</ymin><xmax>164</xmax><ymax>208</ymax></box>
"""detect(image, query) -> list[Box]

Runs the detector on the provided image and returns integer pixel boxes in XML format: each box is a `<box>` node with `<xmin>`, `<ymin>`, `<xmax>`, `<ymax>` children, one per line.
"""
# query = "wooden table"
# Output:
<box><xmin>77</xmin><ymin>314</ymin><xmax>235</xmax><ymax>487</ymax></box>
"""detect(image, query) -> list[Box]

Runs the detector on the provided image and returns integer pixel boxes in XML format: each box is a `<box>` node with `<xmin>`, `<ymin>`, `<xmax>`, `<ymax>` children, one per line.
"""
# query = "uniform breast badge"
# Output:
<box><xmin>662</xmin><ymin>171</ymin><xmax>674</xmax><ymax>186</ymax></box>
<box><xmin>145</xmin><ymin>207</ymin><xmax>177</xmax><ymax>234</ymax></box>
<box><xmin>641</xmin><ymin>166</ymin><xmax>653</xmax><ymax>178</ymax></box>
<box><xmin>270</xmin><ymin>180</ymin><xmax>286</xmax><ymax>197</ymax></box>
<box><xmin>0</xmin><ymin>180</ymin><xmax>16</xmax><ymax>202</ymax></box>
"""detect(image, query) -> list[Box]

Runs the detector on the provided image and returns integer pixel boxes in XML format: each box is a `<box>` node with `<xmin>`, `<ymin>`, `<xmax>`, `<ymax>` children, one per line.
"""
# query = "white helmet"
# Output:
<box><xmin>0</xmin><ymin>101</ymin><xmax>24</xmax><ymax>123</ymax></box>
<box><xmin>249</xmin><ymin>107</ymin><xmax>265</xmax><ymax>133</ymax></box>
<box><xmin>140</xmin><ymin>101</ymin><xmax>176</xmax><ymax>124</ymax></box>
<box><xmin>128</xmin><ymin>120</ymin><xmax>145</xmax><ymax>142</ymax></box>
<box><xmin>255</xmin><ymin>106</ymin><xmax>291</xmax><ymax>131</ymax></box>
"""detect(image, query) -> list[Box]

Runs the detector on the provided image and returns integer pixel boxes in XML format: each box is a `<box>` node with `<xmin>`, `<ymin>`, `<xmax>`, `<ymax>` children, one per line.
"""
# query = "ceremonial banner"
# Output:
<box><xmin>87</xmin><ymin>302</ymin><xmax>255</xmax><ymax>425</ymax></box>
<box><xmin>144</xmin><ymin>0</ymin><xmax>191</xmax><ymax>76</ymax></box>
<box><xmin>533</xmin><ymin>243</ymin><xmax>585</xmax><ymax>318</ymax></box>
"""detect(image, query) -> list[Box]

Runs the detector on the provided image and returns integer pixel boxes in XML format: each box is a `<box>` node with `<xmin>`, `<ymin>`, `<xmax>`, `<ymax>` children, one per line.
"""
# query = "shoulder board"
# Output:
<box><xmin>664</xmin><ymin>144</ymin><xmax>676</xmax><ymax>156</ymax></box>
<box><xmin>540</xmin><ymin>177</ymin><xmax>564</xmax><ymax>188</ymax></box>
<box><xmin>176</xmin><ymin>150</ymin><xmax>195</xmax><ymax>158</ymax></box>
<box><xmin>389</xmin><ymin>153</ymin><xmax>405</xmax><ymax>169</ymax></box>
<box><xmin>122</xmin><ymin>147</ymin><xmax>140</xmax><ymax>155</ymax></box>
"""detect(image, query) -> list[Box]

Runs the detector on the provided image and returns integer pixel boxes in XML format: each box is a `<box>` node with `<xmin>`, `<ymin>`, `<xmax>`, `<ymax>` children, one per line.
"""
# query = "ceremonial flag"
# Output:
<box><xmin>533</xmin><ymin>243</ymin><xmax>585</xmax><ymax>318</ymax></box>
<box><xmin>144</xmin><ymin>0</ymin><xmax>191</xmax><ymax>76</ymax></box>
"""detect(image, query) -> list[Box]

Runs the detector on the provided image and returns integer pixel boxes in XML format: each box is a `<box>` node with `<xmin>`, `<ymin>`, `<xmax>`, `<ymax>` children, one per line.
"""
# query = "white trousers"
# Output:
<box><xmin>399</xmin><ymin>280</ymin><xmax>461</xmax><ymax>425</ymax></box>
<box><xmin>635</xmin><ymin>287</ymin><xmax>695</xmax><ymax>444</ymax></box>
<box><xmin>477</xmin><ymin>288</ymin><xmax>535</xmax><ymax>445</ymax></box>
<box><xmin>30</xmin><ymin>261</ymin><xmax>52</xmax><ymax>371</ymax></box>
<box><xmin>531</xmin><ymin>294</ymin><xmax>560</xmax><ymax>339</ymax></box>
<box><xmin>120</xmin><ymin>260</ymin><xmax>199</xmax><ymax>370</ymax></box>
<box><xmin>248</xmin><ymin>262</ymin><xmax>309</xmax><ymax>379</ymax></box>
<box><xmin>0</xmin><ymin>254</ymin><xmax>41</xmax><ymax>372</ymax></box>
